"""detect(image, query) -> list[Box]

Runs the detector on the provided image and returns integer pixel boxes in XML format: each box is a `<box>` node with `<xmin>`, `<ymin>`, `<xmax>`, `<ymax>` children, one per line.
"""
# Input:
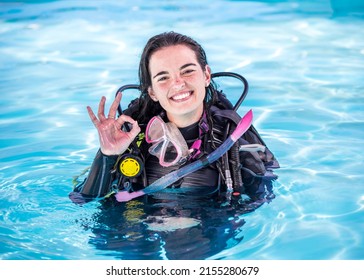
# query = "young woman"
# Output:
<box><xmin>69</xmin><ymin>31</ymin><xmax>279</xmax><ymax>205</ymax></box>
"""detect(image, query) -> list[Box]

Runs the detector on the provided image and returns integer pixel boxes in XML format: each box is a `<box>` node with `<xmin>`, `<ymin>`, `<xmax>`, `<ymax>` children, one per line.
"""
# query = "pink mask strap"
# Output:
<box><xmin>190</xmin><ymin>139</ymin><xmax>202</xmax><ymax>159</ymax></box>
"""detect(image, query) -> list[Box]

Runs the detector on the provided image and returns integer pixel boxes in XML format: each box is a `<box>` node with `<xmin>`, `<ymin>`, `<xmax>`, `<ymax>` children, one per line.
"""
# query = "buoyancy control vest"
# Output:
<box><xmin>114</xmin><ymin>91</ymin><xmax>279</xmax><ymax>196</ymax></box>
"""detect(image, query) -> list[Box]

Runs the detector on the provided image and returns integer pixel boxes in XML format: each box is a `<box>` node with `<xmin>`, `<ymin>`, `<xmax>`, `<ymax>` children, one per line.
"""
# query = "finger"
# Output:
<box><xmin>108</xmin><ymin>92</ymin><xmax>122</xmax><ymax>119</ymax></box>
<box><xmin>97</xmin><ymin>96</ymin><xmax>107</xmax><ymax>121</ymax></box>
<box><xmin>129</xmin><ymin>119</ymin><xmax>141</xmax><ymax>138</ymax></box>
<box><xmin>87</xmin><ymin>106</ymin><xmax>99</xmax><ymax>127</ymax></box>
<box><xmin>116</xmin><ymin>115</ymin><xmax>141</xmax><ymax>136</ymax></box>
<box><xmin>116</xmin><ymin>114</ymin><xmax>135</xmax><ymax>127</ymax></box>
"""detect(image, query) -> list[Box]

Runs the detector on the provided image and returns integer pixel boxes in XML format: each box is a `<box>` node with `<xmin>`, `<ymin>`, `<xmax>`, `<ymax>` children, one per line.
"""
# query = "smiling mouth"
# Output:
<box><xmin>170</xmin><ymin>91</ymin><xmax>193</xmax><ymax>102</ymax></box>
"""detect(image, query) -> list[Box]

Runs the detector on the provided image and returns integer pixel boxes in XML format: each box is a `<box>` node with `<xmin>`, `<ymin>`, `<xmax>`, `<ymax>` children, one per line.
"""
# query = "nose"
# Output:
<box><xmin>172</xmin><ymin>74</ymin><xmax>185</xmax><ymax>90</ymax></box>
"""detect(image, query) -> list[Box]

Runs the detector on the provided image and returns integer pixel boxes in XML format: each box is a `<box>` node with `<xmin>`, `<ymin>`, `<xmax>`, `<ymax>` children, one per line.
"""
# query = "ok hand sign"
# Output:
<box><xmin>87</xmin><ymin>92</ymin><xmax>141</xmax><ymax>156</ymax></box>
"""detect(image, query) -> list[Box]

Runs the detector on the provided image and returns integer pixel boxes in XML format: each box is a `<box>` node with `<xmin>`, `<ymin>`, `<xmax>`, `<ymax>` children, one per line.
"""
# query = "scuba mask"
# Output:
<box><xmin>145</xmin><ymin>116</ymin><xmax>190</xmax><ymax>167</ymax></box>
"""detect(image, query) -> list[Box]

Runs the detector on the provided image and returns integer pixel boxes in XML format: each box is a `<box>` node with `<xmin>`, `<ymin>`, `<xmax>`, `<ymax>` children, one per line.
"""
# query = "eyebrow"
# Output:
<box><xmin>152</xmin><ymin>63</ymin><xmax>198</xmax><ymax>79</ymax></box>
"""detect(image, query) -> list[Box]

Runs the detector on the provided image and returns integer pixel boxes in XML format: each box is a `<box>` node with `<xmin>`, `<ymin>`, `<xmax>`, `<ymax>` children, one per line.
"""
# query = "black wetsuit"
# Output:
<box><xmin>70</xmin><ymin>98</ymin><xmax>279</xmax><ymax>204</ymax></box>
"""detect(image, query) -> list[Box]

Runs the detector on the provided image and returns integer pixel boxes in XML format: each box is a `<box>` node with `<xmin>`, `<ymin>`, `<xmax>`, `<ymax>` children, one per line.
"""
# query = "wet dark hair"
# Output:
<box><xmin>135</xmin><ymin>31</ymin><xmax>217</xmax><ymax>124</ymax></box>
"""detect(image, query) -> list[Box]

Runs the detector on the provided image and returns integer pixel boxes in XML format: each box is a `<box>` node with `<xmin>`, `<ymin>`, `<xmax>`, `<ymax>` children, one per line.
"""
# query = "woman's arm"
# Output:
<box><xmin>69</xmin><ymin>150</ymin><xmax>119</xmax><ymax>204</ymax></box>
<box><xmin>69</xmin><ymin>93</ymin><xmax>140</xmax><ymax>204</ymax></box>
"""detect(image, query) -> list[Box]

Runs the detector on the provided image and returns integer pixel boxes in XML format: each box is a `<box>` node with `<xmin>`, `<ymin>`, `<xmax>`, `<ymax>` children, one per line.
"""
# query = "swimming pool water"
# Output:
<box><xmin>0</xmin><ymin>0</ymin><xmax>363</xmax><ymax>260</ymax></box>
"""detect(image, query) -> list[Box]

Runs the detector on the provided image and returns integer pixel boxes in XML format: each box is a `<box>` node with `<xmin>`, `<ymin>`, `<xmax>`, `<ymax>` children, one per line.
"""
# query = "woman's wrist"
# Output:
<box><xmin>99</xmin><ymin>149</ymin><xmax>120</xmax><ymax>159</ymax></box>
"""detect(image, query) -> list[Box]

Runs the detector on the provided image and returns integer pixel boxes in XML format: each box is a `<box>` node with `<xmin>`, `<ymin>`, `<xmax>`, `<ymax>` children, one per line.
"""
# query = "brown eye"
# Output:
<box><xmin>157</xmin><ymin>76</ymin><xmax>168</xmax><ymax>82</ymax></box>
<box><xmin>182</xmin><ymin>69</ymin><xmax>195</xmax><ymax>75</ymax></box>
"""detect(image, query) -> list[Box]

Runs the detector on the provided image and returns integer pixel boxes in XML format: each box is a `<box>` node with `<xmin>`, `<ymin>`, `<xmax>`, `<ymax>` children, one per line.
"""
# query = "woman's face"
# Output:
<box><xmin>147</xmin><ymin>44</ymin><xmax>211</xmax><ymax>126</ymax></box>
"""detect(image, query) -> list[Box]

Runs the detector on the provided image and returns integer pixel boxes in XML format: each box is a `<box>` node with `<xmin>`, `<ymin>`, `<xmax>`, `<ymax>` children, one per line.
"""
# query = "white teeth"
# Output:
<box><xmin>171</xmin><ymin>91</ymin><xmax>191</xmax><ymax>101</ymax></box>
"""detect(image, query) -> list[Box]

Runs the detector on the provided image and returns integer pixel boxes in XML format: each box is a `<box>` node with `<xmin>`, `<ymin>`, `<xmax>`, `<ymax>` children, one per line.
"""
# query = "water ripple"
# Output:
<box><xmin>1</xmin><ymin>0</ymin><xmax>363</xmax><ymax>260</ymax></box>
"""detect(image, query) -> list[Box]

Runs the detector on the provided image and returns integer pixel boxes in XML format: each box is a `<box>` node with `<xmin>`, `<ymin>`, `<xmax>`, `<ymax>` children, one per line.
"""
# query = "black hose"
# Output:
<box><xmin>212</xmin><ymin>72</ymin><xmax>249</xmax><ymax>198</ymax></box>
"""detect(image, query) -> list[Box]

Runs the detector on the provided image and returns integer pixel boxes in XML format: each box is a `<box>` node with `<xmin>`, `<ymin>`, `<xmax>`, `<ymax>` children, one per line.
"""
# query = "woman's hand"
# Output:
<box><xmin>87</xmin><ymin>92</ymin><xmax>141</xmax><ymax>156</ymax></box>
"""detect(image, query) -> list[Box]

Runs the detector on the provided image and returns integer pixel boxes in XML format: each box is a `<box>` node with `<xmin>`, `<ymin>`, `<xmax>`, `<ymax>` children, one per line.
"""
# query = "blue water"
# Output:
<box><xmin>1</xmin><ymin>0</ymin><xmax>363</xmax><ymax>260</ymax></box>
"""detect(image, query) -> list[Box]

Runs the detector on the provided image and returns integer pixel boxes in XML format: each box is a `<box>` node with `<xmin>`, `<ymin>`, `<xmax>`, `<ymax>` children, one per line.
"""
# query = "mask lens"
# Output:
<box><xmin>148</xmin><ymin>141</ymin><xmax>179</xmax><ymax>165</ymax></box>
<box><xmin>163</xmin><ymin>142</ymin><xmax>179</xmax><ymax>164</ymax></box>
<box><xmin>146</xmin><ymin>116</ymin><xmax>165</xmax><ymax>143</ymax></box>
<box><xmin>148</xmin><ymin>141</ymin><xmax>164</xmax><ymax>156</ymax></box>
